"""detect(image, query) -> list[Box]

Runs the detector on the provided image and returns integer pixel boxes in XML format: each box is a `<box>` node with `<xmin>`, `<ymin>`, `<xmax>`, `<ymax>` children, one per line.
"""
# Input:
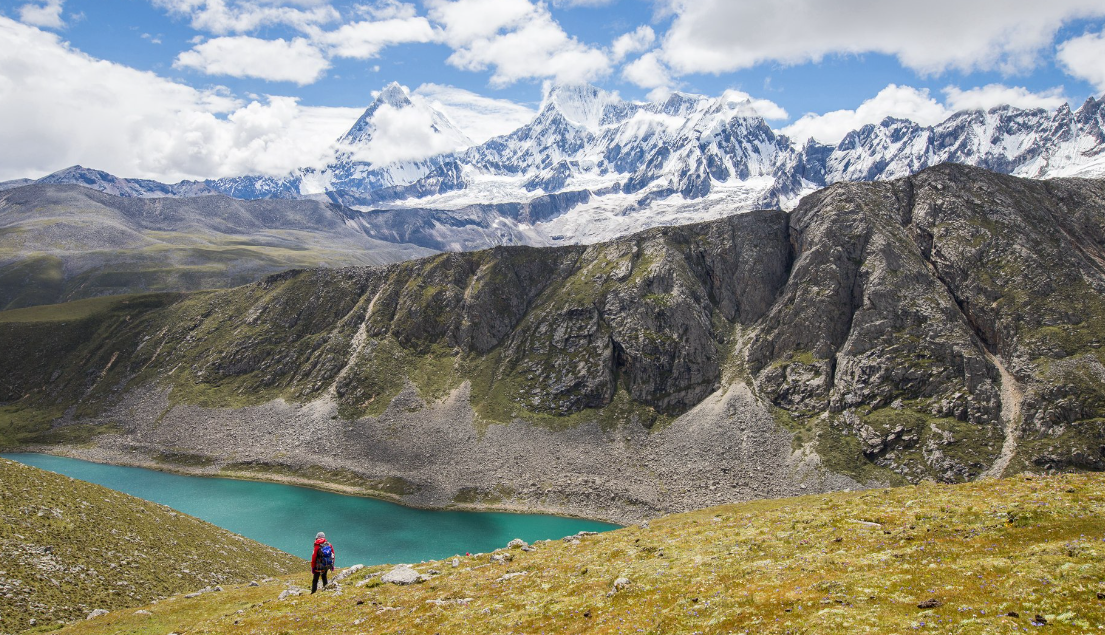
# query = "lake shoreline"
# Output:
<box><xmin>7</xmin><ymin>444</ymin><xmax>628</xmax><ymax>526</ymax></box>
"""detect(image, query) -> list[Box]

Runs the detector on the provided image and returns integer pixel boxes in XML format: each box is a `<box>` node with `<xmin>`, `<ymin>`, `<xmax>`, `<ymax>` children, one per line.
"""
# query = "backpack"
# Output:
<box><xmin>317</xmin><ymin>542</ymin><xmax>334</xmax><ymax>569</ymax></box>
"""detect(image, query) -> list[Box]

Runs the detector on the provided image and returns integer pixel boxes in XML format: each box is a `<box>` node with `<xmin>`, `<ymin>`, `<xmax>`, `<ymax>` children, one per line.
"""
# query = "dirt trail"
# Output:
<box><xmin>980</xmin><ymin>351</ymin><xmax>1022</xmax><ymax>479</ymax></box>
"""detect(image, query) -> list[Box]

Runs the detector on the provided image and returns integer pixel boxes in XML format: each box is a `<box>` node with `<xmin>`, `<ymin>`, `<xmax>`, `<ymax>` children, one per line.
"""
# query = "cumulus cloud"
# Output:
<box><xmin>780</xmin><ymin>83</ymin><xmax>1075</xmax><ymax>145</ymax></box>
<box><xmin>314</xmin><ymin>15</ymin><xmax>435</xmax><ymax>59</ymax></box>
<box><xmin>611</xmin><ymin>26</ymin><xmax>654</xmax><ymax>63</ymax></box>
<box><xmin>1057</xmin><ymin>29</ymin><xmax>1105</xmax><ymax>93</ymax></box>
<box><xmin>622</xmin><ymin>52</ymin><xmax>673</xmax><ymax>100</ymax></box>
<box><xmin>781</xmin><ymin>84</ymin><xmax>951</xmax><ymax>145</ymax></box>
<box><xmin>413</xmin><ymin>83</ymin><xmax>536</xmax><ymax>142</ymax></box>
<box><xmin>551</xmin><ymin>0</ymin><xmax>614</xmax><ymax>6</ymax></box>
<box><xmin>152</xmin><ymin>0</ymin><xmax>340</xmax><ymax>35</ymax></box>
<box><xmin>17</xmin><ymin>0</ymin><xmax>64</xmax><ymax>28</ymax></box>
<box><xmin>0</xmin><ymin>16</ymin><xmax>359</xmax><ymax>181</ymax></box>
<box><xmin>427</xmin><ymin>0</ymin><xmax>611</xmax><ymax>86</ymax></box>
<box><xmin>353</xmin><ymin>0</ymin><xmax>419</xmax><ymax>20</ymax></box>
<box><xmin>658</xmin><ymin>0</ymin><xmax>1105</xmax><ymax>76</ymax></box>
<box><xmin>173</xmin><ymin>36</ymin><xmax>330</xmax><ymax>84</ymax></box>
<box><xmin>719</xmin><ymin>89</ymin><xmax>787</xmax><ymax>121</ymax></box>
<box><xmin>943</xmin><ymin>84</ymin><xmax>1069</xmax><ymax>112</ymax></box>
<box><xmin>343</xmin><ymin>102</ymin><xmax>466</xmax><ymax>164</ymax></box>
<box><xmin>427</xmin><ymin>0</ymin><xmax>534</xmax><ymax>47</ymax></box>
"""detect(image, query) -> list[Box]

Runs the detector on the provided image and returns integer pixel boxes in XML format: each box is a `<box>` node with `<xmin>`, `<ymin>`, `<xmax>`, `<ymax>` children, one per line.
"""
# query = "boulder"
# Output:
<box><xmin>381</xmin><ymin>564</ymin><xmax>421</xmax><ymax>585</ymax></box>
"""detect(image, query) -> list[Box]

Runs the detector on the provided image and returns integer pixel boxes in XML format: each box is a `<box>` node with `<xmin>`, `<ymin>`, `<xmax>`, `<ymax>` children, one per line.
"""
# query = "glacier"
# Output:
<box><xmin>16</xmin><ymin>83</ymin><xmax>1105</xmax><ymax>248</ymax></box>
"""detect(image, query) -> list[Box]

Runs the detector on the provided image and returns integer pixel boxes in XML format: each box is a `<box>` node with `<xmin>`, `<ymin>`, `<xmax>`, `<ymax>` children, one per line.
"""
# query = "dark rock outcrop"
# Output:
<box><xmin>3</xmin><ymin>165</ymin><xmax>1105</xmax><ymax>514</ymax></box>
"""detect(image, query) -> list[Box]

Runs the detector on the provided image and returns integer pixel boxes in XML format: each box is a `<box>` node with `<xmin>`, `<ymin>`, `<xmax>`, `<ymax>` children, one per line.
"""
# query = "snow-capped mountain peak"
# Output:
<box><xmin>377</xmin><ymin>81</ymin><xmax>410</xmax><ymax>107</ymax></box>
<box><xmin>334</xmin><ymin>83</ymin><xmax>473</xmax><ymax>167</ymax></box>
<box><xmin>541</xmin><ymin>84</ymin><xmax>621</xmax><ymax>131</ymax></box>
<box><xmin>35</xmin><ymin>81</ymin><xmax>1105</xmax><ymax>250</ymax></box>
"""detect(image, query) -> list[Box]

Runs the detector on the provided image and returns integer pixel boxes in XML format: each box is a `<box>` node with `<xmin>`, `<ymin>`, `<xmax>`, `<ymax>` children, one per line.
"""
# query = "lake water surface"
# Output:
<box><xmin>1</xmin><ymin>453</ymin><xmax>616</xmax><ymax>566</ymax></box>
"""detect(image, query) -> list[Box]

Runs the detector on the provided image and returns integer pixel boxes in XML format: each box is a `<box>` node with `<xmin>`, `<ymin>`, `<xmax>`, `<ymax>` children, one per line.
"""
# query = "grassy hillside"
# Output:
<box><xmin>0</xmin><ymin>183</ymin><xmax>435</xmax><ymax>310</ymax></box>
<box><xmin>55</xmin><ymin>472</ymin><xmax>1105</xmax><ymax>634</ymax></box>
<box><xmin>0</xmin><ymin>458</ymin><xmax>304</xmax><ymax>634</ymax></box>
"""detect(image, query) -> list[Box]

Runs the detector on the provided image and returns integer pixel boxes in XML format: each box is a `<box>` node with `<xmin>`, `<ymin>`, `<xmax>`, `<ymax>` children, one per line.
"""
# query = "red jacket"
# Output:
<box><xmin>310</xmin><ymin>538</ymin><xmax>335</xmax><ymax>572</ymax></box>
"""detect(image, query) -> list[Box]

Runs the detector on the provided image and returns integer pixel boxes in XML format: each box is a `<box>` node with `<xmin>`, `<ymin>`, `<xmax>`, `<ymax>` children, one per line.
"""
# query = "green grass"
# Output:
<box><xmin>0</xmin><ymin>458</ymin><xmax>303</xmax><ymax>634</ymax></box>
<box><xmin>52</xmin><ymin>472</ymin><xmax>1105</xmax><ymax>635</ymax></box>
<box><xmin>0</xmin><ymin>294</ymin><xmax>134</xmax><ymax>324</ymax></box>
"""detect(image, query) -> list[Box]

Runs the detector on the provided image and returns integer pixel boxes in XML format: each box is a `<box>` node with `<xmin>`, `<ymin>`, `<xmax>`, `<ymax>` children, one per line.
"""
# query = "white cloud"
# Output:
<box><xmin>426</xmin><ymin>0</ymin><xmax>534</xmax><ymax>48</ymax></box>
<box><xmin>551</xmin><ymin>0</ymin><xmax>614</xmax><ymax>6</ymax></box>
<box><xmin>152</xmin><ymin>0</ymin><xmax>340</xmax><ymax>35</ymax></box>
<box><xmin>1057</xmin><ymin>29</ymin><xmax>1105</xmax><ymax>93</ymax></box>
<box><xmin>611</xmin><ymin>26</ymin><xmax>654</xmax><ymax>63</ymax></box>
<box><xmin>17</xmin><ymin>0</ymin><xmax>64</xmax><ymax>28</ymax></box>
<box><xmin>427</xmin><ymin>0</ymin><xmax>611</xmax><ymax>86</ymax></box>
<box><xmin>622</xmin><ymin>52</ymin><xmax>671</xmax><ymax>92</ymax></box>
<box><xmin>173</xmin><ymin>36</ymin><xmax>330</xmax><ymax>84</ymax></box>
<box><xmin>943</xmin><ymin>84</ymin><xmax>1069</xmax><ymax>112</ymax></box>
<box><xmin>781</xmin><ymin>84</ymin><xmax>951</xmax><ymax>145</ymax></box>
<box><xmin>0</xmin><ymin>16</ymin><xmax>358</xmax><ymax>181</ymax></box>
<box><xmin>315</xmin><ymin>16</ymin><xmax>434</xmax><ymax>59</ymax></box>
<box><xmin>719</xmin><ymin>89</ymin><xmax>788</xmax><ymax>121</ymax></box>
<box><xmin>658</xmin><ymin>0</ymin><xmax>1105</xmax><ymax>76</ymax></box>
<box><xmin>343</xmin><ymin>102</ymin><xmax>465</xmax><ymax>164</ymax></box>
<box><xmin>413</xmin><ymin>83</ymin><xmax>536</xmax><ymax>142</ymax></box>
<box><xmin>353</xmin><ymin>0</ymin><xmax>418</xmax><ymax>20</ymax></box>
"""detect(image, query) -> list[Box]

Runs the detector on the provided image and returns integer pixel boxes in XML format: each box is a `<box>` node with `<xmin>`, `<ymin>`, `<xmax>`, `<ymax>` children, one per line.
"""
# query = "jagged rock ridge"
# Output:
<box><xmin>2</xmin><ymin>166</ymin><xmax>1104</xmax><ymax>520</ymax></box>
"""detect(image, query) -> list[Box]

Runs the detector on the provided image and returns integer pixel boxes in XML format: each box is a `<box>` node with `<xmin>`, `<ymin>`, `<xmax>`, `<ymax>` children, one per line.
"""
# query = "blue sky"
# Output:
<box><xmin>1</xmin><ymin>0</ymin><xmax>1104</xmax><ymax>181</ymax></box>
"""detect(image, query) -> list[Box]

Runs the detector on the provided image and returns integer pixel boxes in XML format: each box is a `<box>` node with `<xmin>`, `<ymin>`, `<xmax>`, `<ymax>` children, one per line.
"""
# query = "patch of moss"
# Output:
<box><xmin>219</xmin><ymin>461</ymin><xmax>419</xmax><ymax>496</ymax></box>
<box><xmin>30</xmin><ymin>422</ymin><xmax>124</xmax><ymax>447</ymax></box>
<box><xmin>814</xmin><ymin>414</ymin><xmax>908</xmax><ymax>487</ymax></box>
<box><xmin>154</xmin><ymin>450</ymin><xmax>216</xmax><ymax>467</ymax></box>
<box><xmin>452</xmin><ymin>483</ymin><xmax>515</xmax><ymax>505</ymax></box>
<box><xmin>0</xmin><ymin>405</ymin><xmax>66</xmax><ymax>447</ymax></box>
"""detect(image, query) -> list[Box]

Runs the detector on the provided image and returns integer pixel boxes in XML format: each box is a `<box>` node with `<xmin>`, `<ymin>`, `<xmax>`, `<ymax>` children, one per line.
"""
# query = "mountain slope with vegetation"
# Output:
<box><xmin>0</xmin><ymin>458</ymin><xmax>303</xmax><ymax>634</ymax></box>
<box><xmin>0</xmin><ymin>184</ymin><xmax>434</xmax><ymax>310</ymax></box>
<box><xmin>55</xmin><ymin>473</ymin><xmax>1105</xmax><ymax>635</ymax></box>
<box><xmin>1</xmin><ymin>165</ymin><xmax>1104</xmax><ymax>521</ymax></box>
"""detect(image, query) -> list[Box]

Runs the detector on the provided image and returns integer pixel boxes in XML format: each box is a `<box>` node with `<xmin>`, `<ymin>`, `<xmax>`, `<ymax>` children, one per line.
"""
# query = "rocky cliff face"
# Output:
<box><xmin>2</xmin><ymin>165</ymin><xmax>1103</xmax><ymax>521</ymax></box>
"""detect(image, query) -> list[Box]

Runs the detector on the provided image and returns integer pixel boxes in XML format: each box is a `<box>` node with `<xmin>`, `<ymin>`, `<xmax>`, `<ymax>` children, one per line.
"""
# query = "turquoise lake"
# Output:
<box><xmin>1</xmin><ymin>453</ymin><xmax>616</xmax><ymax>566</ymax></box>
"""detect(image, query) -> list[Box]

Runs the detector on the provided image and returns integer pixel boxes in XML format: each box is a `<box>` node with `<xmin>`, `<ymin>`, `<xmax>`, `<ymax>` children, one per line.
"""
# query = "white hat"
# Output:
<box><xmin>316</xmin><ymin>532</ymin><xmax>325</xmax><ymax>540</ymax></box>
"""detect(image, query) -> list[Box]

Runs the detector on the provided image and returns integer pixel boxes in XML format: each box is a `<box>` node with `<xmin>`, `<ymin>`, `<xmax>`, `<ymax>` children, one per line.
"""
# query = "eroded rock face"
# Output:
<box><xmin>4</xmin><ymin>165</ymin><xmax>1105</xmax><ymax>508</ymax></box>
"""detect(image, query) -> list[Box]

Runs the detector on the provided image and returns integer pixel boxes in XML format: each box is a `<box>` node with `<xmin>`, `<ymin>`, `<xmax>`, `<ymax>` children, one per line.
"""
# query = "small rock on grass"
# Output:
<box><xmin>507</xmin><ymin>538</ymin><xmax>528</xmax><ymax>549</ymax></box>
<box><xmin>381</xmin><ymin>564</ymin><xmax>421</xmax><ymax>585</ymax></box>
<box><xmin>334</xmin><ymin>564</ymin><xmax>364</xmax><ymax>583</ymax></box>
<box><xmin>86</xmin><ymin>609</ymin><xmax>109</xmax><ymax>620</ymax></box>
<box><xmin>917</xmin><ymin>598</ymin><xmax>942</xmax><ymax>609</ymax></box>
<box><xmin>607</xmin><ymin>577</ymin><xmax>632</xmax><ymax>596</ymax></box>
<box><xmin>496</xmin><ymin>571</ymin><xmax>528</xmax><ymax>582</ymax></box>
<box><xmin>278</xmin><ymin>589</ymin><xmax>304</xmax><ymax>600</ymax></box>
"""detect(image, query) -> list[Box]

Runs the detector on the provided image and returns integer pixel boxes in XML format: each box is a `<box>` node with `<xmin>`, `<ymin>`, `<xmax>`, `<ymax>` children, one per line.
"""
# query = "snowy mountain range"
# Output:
<box><xmin>10</xmin><ymin>82</ymin><xmax>1105</xmax><ymax>246</ymax></box>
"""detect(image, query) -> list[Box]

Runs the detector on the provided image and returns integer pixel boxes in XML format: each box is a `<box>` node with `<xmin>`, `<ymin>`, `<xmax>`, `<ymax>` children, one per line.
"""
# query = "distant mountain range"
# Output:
<box><xmin>5</xmin><ymin>83</ymin><xmax>1105</xmax><ymax>247</ymax></box>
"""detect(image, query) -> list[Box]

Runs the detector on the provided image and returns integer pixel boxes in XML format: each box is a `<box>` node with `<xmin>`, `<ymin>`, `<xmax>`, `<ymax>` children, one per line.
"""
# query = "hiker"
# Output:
<box><xmin>310</xmin><ymin>531</ymin><xmax>336</xmax><ymax>593</ymax></box>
